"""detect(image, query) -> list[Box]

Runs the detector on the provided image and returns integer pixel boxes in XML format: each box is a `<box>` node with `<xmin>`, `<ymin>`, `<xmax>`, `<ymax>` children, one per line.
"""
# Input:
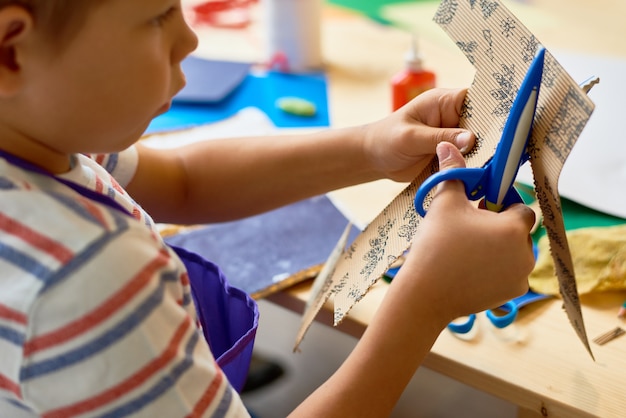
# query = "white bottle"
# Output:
<box><xmin>264</xmin><ymin>0</ymin><xmax>323</xmax><ymax>72</ymax></box>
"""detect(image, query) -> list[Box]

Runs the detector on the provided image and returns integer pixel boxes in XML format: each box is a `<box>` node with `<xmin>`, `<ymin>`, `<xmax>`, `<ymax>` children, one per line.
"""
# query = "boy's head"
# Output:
<box><xmin>0</xmin><ymin>0</ymin><xmax>198</xmax><ymax>173</ymax></box>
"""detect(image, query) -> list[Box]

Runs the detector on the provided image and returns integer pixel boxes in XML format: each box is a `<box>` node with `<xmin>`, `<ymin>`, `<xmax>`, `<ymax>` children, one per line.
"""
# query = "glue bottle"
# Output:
<box><xmin>391</xmin><ymin>36</ymin><xmax>436</xmax><ymax>111</ymax></box>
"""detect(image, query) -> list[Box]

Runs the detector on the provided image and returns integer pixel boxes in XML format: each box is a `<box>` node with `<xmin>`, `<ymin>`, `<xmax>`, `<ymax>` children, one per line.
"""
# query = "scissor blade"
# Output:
<box><xmin>485</xmin><ymin>47</ymin><xmax>545</xmax><ymax>212</ymax></box>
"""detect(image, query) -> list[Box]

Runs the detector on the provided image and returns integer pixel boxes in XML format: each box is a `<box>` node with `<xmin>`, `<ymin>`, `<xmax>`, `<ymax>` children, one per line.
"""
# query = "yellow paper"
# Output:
<box><xmin>531</xmin><ymin>225</ymin><xmax>626</xmax><ymax>295</ymax></box>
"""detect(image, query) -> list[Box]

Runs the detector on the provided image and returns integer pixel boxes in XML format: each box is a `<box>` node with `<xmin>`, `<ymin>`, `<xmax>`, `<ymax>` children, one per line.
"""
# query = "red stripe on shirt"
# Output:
<box><xmin>24</xmin><ymin>249</ymin><xmax>170</xmax><ymax>356</ymax></box>
<box><xmin>42</xmin><ymin>317</ymin><xmax>192</xmax><ymax>418</ymax></box>
<box><xmin>94</xmin><ymin>176</ymin><xmax>104</xmax><ymax>194</ymax></box>
<box><xmin>0</xmin><ymin>373</ymin><xmax>21</xmax><ymax>398</ymax></box>
<box><xmin>131</xmin><ymin>206</ymin><xmax>142</xmax><ymax>221</ymax></box>
<box><xmin>186</xmin><ymin>363</ymin><xmax>225</xmax><ymax>418</ymax></box>
<box><xmin>180</xmin><ymin>272</ymin><xmax>190</xmax><ymax>287</ymax></box>
<box><xmin>0</xmin><ymin>303</ymin><xmax>27</xmax><ymax>325</ymax></box>
<box><xmin>109</xmin><ymin>175</ymin><xmax>125</xmax><ymax>194</ymax></box>
<box><xmin>0</xmin><ymin>213</ymin><xmax>73</xmax><ymax>264</ymax></box>
<box><xmin>94</xmin><ymin>154</ymin><xmax>106</xmax><ymax>166</ymax></box>
<box><xmin>77</xmin><ymin>196</ymin><xmax>109</xmax><ymax>228</ymax></box>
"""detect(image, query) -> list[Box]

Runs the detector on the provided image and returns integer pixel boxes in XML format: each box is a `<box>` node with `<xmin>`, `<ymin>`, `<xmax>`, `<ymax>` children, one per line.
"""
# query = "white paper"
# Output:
<box><xmin>141</xmin><ymin>107</ymin><xmax>277</xmax><ymax>148</ymax></box>
<box><xmin>517</xmin><ymin>51</ymin><xmax>626</xmax><ymax>219</ymax></box>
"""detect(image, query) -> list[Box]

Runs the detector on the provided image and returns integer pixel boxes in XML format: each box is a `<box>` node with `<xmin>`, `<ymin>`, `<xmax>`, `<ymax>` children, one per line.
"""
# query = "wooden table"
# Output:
<box><xmin>270</xmin><ymin>280</ymin><xmax>626</xmax><ymax>417</ymax></box>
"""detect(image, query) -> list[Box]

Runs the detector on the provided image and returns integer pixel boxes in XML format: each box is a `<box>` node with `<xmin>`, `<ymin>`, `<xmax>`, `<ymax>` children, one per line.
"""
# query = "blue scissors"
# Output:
<box><xmin>414</xmin><ymin>46</ymin><xmax>545</xmax><ymax>217</ymax></box>
<box><xmin>414</xmin><ymin>46</ymin><xmax>546</xmax><ymax>333</ymax></box>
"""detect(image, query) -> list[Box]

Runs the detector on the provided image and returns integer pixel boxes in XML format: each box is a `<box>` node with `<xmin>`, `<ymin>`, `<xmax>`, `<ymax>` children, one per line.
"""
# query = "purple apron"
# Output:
<box><xmin>0</xmin><ymin>151</ymin><xmax>259</xmax><ymax>392</ymax></box>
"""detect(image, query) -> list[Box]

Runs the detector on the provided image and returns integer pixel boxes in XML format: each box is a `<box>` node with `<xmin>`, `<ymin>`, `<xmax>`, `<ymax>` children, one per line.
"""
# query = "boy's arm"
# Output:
<box><xmin>129</xmin><ymin>126</ymin><xmax>373</xmax><ymax>224</ymax></box>
<box><xmin>289</xmin><ymin>143</ymin><xmax>536</xmax><ymax>417</ymax></box>
<box><xmin>126</xmin><ymin>88</ymin><xmax>474</xmax><ymax>224</ymax></box>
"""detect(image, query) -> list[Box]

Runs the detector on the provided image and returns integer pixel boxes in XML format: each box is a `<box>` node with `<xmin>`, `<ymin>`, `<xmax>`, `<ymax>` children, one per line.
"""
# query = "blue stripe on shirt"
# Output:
<box><xmin>48</xmin><ymin>189</ymin><xmax>132</xmax><ymax>232</ymax></box>
<box><xmin>98</xmin><ymin>331</ymin><xmax>202</xmax><ymax>418</ymax></box>
<box><xmin>6</xmin><ymin>397</ymin><xmax>35</xmax><ymax>412</ymax></box>
<box><xmin>0</xmin><ymin>242</ymin><xmax>53</xmax><ymax>282</ymax></box>
<box><xmin>106</xmin><ymin>186</ymin><xmax>117</xmax><ymax>200</ymax></box>
<box><xmin>0</xmin><ymin>324</ymin><xmax>24</xmax><ymax>346</ymax></box>
<box><xmin>40</xmin><ymin>225</ymin><xmax>127</xmax><ymax>293</ymax></box>
<box><xmin>0</xmin><ymin>177</ymin><xmax>16</xmax><ymax>190</ymax></box>
<box><xmin>102</xmin><ymin>154</ymin><xmax>119</xmax><ymax>174</ymax></box>
<box><xmin>50</xmin><ymin>180</ymin><xmax>142</xmax><ymax>234</ymax></box>
<box><xmin>181</xmin><ymin>292</ymin><xmax>192</xmax><ymax>307</ymax></box>
<box><xmin>21</xmin><ymin>274</ymin><xmax>169</xmax><ymax>381</ymax></box>
<box><xmin>213</xmin><ymin>381</ymin><xmax>235</xmax><ymax>417</ymax></box>
<box><xmin>48</xmin><ymin>192</ymin><xmax>113</xmax><ymax>227</ymax></box>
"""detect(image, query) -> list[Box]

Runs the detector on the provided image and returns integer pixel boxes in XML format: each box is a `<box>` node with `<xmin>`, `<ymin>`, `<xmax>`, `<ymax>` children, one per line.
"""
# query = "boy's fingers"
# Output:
<box><xmin>436</xmin><ymin>141</ymin><xmax>465</xmax><ymax>171</ymax></box>
<box><xmin>502</xmin><ymin>202</ymin><xmax>537</xmax><ymax>231</ymax></box>
<box><xmin>410</xmin><ymin>88</ymin><xmax>474</xmax><ymax>153</ymax></box>
<box><xmin>437</xmin><ymin>87</ymin><xmax>469</xmax><ymax>127</ymax></box>
<box><xmin>417</xmin><ymin>87</ymin><xmax>469</xmax><ymax>128</ymax></box>
<box><xmin>413</xmin><ymin>126</ymin><xmax>475</xmax><ymax>156</ymax></box>
<box><xmin>434</xmin><ymin>142</ymin><xmax>467</xmax><ymax>195</ymax></box>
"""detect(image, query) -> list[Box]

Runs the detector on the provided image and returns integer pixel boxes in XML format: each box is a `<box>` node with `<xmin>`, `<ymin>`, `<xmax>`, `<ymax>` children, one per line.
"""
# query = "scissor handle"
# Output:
<box><xmin>414</xmin><ymin>167</ymin><xmax>486</xmax><ymax>217</ymax></box>
<box><xmin>447</xmin><ymin>301</ymin><xmax>518</xmax><ymax>335</ymax></box>
<box><xmin>486</xmin><ymin>300</ymin><xmax>519</xmax><ymax>328</ymax></box>
<box><xmin>496</xmin><ymin>186</ymin><xmax>524</xmax><ymax>210</ymax></box>
<box><xmin>447</xmin><ymin>313</ymin><xmax>477</xmax><ymax>334</ymax></box>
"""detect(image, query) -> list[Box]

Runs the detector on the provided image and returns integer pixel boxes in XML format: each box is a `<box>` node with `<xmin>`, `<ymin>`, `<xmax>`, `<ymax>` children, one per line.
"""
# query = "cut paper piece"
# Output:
<box><xmin>297</xmin><ymin>0</ymin><xmax>595</xmax><ymax>358</ymax></box>
<box><xmin>294</xmin><ymin>222</ymin><xmax>353</xmax><ymax>351</ymax></box>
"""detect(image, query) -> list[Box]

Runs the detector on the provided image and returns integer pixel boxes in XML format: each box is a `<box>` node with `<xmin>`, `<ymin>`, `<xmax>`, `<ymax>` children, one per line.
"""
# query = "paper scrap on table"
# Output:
<box><xmin>294</xmin><ymin>222</ymin><xmax>352</xmax><ymax>351</ymax></box>
<box><xmin>531</xmin><ymin>225</ymin><xmax>626</xmax><ymax>295</ymax></box>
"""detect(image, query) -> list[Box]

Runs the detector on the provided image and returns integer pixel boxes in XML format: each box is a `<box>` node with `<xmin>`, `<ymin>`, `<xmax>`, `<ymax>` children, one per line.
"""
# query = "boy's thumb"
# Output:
<box><xmin>436</xmin><ymin>142</ymin><xmax>466</xmax><ymax>171</ymax></box>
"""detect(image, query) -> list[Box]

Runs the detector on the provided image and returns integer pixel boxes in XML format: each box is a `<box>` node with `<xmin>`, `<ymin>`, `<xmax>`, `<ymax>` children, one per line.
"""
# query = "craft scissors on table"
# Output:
<box><xmin>413</xmin><ymin>46</ymin><xmax>546</xmax><ymax>334</ymax></box>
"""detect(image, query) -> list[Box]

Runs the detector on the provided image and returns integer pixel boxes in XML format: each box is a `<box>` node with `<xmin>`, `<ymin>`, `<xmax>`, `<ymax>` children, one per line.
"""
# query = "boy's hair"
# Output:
<box><xmin>0</xmin><ymin>1</ymin><xmax>100</xmax><ymax>45</ymax></box>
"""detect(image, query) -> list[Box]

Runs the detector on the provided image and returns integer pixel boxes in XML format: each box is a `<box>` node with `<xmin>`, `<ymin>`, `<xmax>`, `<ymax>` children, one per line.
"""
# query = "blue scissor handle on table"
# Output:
<box><xmin>447</xmin><ymin>290</ymin><xmax>550</xmax><ymax>334</ymax></box>
<box><xmin>414</xmin><ymin>46</ymin><xmax>545</xmax><ymax>218</ymax></box>
<box><xmin>448</xmin><ymin>300</ymin><xmax>519</xmax><ymax>334</ymax></box>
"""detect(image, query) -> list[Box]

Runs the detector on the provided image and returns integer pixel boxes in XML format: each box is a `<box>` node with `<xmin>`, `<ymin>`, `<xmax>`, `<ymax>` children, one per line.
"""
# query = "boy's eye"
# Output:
<box><xmin>152</xmin><ymin>7</ymin><xmax>177</xmax><ymax>26</ymax></box>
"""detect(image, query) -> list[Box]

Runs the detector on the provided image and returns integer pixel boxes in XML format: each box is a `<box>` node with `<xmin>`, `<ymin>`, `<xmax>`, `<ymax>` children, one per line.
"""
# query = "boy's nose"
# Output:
<box><xmin>173</xmin><ymin>19</ymin><xmax>199</xmax><ymax>63</ymax></box>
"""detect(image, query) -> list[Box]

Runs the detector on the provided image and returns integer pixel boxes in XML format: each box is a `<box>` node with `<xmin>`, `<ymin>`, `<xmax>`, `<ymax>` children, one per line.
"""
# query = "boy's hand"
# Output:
<box><xmin>363</xmin><ymin>88</ymin><xmax>475</xmax><ymax>182</ymax></box>
<box><xmin>395</xmin><ymin>142</ymin><xmax>536</xmax><ymax>325</ymax></box>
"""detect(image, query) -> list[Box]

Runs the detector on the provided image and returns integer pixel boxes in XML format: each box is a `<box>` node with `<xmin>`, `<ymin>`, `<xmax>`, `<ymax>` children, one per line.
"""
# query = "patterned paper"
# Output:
<box><xmin>297</xmin><ymin>0</ymin><xmax>594</xmax><ymax>357</ymax></box>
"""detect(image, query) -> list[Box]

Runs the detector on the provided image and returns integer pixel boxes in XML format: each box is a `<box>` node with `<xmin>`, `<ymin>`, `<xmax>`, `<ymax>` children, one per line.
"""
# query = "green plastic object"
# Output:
<box><xmin>276</xmin><ymin>97</ymin><xmax>317</xmax><ymax>117</ymax></box>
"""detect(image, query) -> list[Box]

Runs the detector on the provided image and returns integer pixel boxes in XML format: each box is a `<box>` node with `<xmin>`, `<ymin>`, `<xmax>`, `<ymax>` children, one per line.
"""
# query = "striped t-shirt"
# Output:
<box><xmin>0</xmin><ymin>149</ymin><xmax>249</xmax><ymax>417</ymax></box>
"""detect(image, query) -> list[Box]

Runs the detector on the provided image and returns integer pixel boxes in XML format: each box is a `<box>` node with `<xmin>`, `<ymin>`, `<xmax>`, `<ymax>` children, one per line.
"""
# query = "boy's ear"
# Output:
<box><xmin>0</xmin><ymin>6</ymin><xmax>33</xmax><ymax>97</ymax></box>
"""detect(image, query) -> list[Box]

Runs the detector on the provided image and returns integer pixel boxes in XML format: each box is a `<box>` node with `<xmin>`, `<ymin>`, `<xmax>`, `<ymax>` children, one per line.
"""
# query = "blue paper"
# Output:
<box><xmin>146</xmin><ymin>70</ymin><xmax>330</xmax><ymax>134</ymax></box>
<box><xmin>165</xmin><ymin>195</ymin><xmax>359</xmax><ymax>297</ymax></box>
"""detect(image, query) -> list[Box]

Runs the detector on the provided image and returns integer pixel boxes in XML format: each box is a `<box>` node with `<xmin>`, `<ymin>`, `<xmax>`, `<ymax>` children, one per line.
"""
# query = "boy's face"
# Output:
<box><xmin>14</xmin><ymin>0</ymin><xmax>198</xmax><ymax>157</ymax></box>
